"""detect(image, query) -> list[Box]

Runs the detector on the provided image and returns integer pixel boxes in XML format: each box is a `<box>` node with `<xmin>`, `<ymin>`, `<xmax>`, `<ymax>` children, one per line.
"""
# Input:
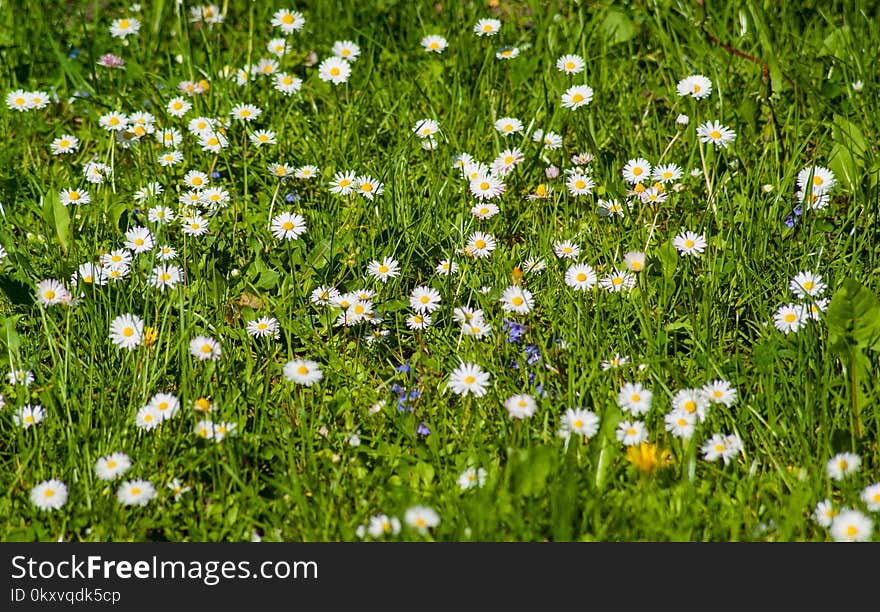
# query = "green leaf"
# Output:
<box><xmin>657</xmin><ymin>240</ymin><xmax>678</xmax><ymax>279</ymax></box>
<box><xmin>818</xmin><ymin>25</ymin><xmax>852</xmax><ymax>61</ymax></box>
<box><xmin>601</xmin><ymin>8</ymin><xmax>638</xmax><ymax>45</ymax></box>
<box><xmin>826</xmin><ymin>278</ymin><xmax>880</xmax><ymax>353</ymax></box>
<box><xmin>41</xmin><ymin>192</ymin><xmax>71</xmax><ymax>256</ymax></box>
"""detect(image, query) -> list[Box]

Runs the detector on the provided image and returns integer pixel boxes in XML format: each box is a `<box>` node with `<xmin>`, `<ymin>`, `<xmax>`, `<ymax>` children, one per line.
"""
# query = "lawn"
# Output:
<box><xmin>0</xmin><ymin>0</ymin><xmax>878</xmax><ymax>542</ymax></box>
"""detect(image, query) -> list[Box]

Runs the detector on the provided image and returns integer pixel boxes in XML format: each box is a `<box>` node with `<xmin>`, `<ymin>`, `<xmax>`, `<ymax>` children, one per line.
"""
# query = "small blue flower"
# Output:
<box><xmin>417</xmin><ymin>422</ymin><xmax>431</xmax><ymax>436</ymax></box>
<box><xmin>285</xmin><ymin>191</ymin><xmax>301</xmax><ymax>203</ymax></box>
<box><xmin>395</xmin><ymin>360</ymin><xmax>411</xmax><ymax>374</ymax></box>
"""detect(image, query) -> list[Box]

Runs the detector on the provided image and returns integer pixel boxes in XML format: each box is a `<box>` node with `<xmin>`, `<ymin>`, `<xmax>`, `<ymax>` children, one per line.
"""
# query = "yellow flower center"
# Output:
<box><xmin>107</xmin><ymin>461</ymin><xmax>117</xmax><ymax>468</ymax></box>
<box><xmin>44</xmin><ymin>489</ymin><xmax>55</xmax><ymax>497</ymax></box>
<box><xmin>572</xmin><ymin>93</ymin><xmax>583</xmax><ymax>103</ymax></box>
<box><xmin>282</xmin><ymin>14</ymin><xmax>294</xmax><ymax>24</ymax></box>
<box><xmin>512</xmin><ymin>296</ymin><xmax>523</xmax><ymax>306</ymax></box>
<box><xmin>297</xmin><ymin>365</ymin><xmax>309</xmax><ymax>375</ymax></box>
<box><xmin>813</xmin><ymin>176</ymin><xmax>823</xmax><ymax>186</ymax></box>
<box><xmin>576</xmin><ymin>273</ymin><xmax>587</xmax><ymax>282</ymax></box>
<box><xmin>330</xmin><ymin>67</ymin><xmax>340</xmax><ymax>76</ymax></box>
<box><xmin>784</xmin><ymin>313</ymin><xmax>796</xmax><ymax>323</ymax></box>
<box><xmin>565</xmin><ymin>62</ymin><xmax>575</xmax><ymax>70</ymax></box>
<box><xmin>684</xmin><ymin>401</ymin><xmax>696</xmax><ymax>413</ymax></box>
<box><xmin>131</xmin><ymin>487</ymin><xmax>141</xmax><ymax>495</ymax></box>
<box><xmin>475</xmin><ymin>240</ymin><xmax>486</xmax><ymax>249</ymax></box>
<box><xmin>119</xmin><ymin>19</ymin><xmax>130</xmax><ymax>29</ymax></box>
<box><xmin>633</xmin><ymin>167</ymin><xmax>643</xmax><ymax>176</ymax></box>
<box><xmin>109</xmin><ymin>117</ymin><xmax>120</xmax><ymax>126</ymax></box>
<box><xmin>464</xmin><ymin>375</ymin><xmax>476</xmax><ymax>384</ymax></box>
<box><xmin>283</xmin><ymin>221</ymin><xmax>294</xmax><ymax>231</ymax></box>
<box><xmin>123</xmin><ymin>327</ymin><xmax>134</xmax><ymax>337</ymax></box>
<box><xmin>684</xmin><ymin>239</ymin><xmax>694</xmax><ymax>248</ymax></box>
<box><xmin>45</xmin><ymin>290</ymin><xmax>56</xmax><ymax>300</ymax></box>
<box><xmin>710</xmin><ymin>130</ymin><xmax>721</xmax><ymax>139</ymax></box>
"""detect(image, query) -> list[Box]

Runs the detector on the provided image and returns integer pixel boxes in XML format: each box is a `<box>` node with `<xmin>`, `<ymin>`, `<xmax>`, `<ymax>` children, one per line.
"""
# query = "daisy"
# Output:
<box><xmin>404</xmin><ymin>506</ymin><xmax>440</xmax><ymax>534</ymax></box>
<box><xmin>109</xmin><ymin>313</ymin><xmax>144</xmax><ymax>350</ymax></box>
<box><xmin>109</xmin><ymin>17</ymin><xmax>140</xmax><ymax>39</ymax></box>
<box><xmin>558</xmin><ymin>408</ymin><xmax>600</xmax><ymax>440</ymax></box>
<box><xmin>564</xmin><ymin>263</ymin><xmax>597</xmax><ymax>291</ymax></box>
<box><xmin>561</xmin><ymin>85</ymin><xmax>594</xmax><ymax>110</ymax></box>
<box><xmin>860</xmin><ymin>483</ymin><xmax>880</xmax><ymax>512</ymax></box>
<box><xmin>406</xmin><ymin>312</ymin><xmax>432</xmax><ymax>330</ymax></box>
<box><xmin>283</xmin><ymin>359</ymin><xmax>323</xmax><ymax>386</ymax></box>
<box><xmin>135</xmin><ymin>404</ymin><xmax>162</xmax><ymax>431</ymax></box>
<box><xmin>465</xmin><ymin>232</ymin><xmax>496</xmax><ymax>259</ymax></box>
<box><xmin>267</xmin><ymin>37</ymin><xmax>288</xmax><ymax>57</ymax></box>
<box><xmin>664</xmin><ymin>409</ymin><xmax>696</xmax><ymax>440</ymax></box>
<box><xmin>295</xmin><ymin>165</ymin><xmax>319</xmax><ymax>179</ymax></box>
<box><xmin>149</xmin><ymin>393</ymin><xmax>180</xmax><ymax>421</ymax></box>
<box><xmin>366</xmin><ymin>514</ymin><xmax>402</xmax><ymax>538</ymax></box>
<box><xmin>256</xmin><ymin>58</ymin><xmax>279</xmax><ymax>76</ymax></box>
<box><xmin>99</xmin><ymin>111</ymin><xmax>128</xmax><ymax>131</ymax></box>
<box><xmin>101</xmin><ymin>249</ymin><xmax>132</xmax><ymax>270</ymax></box>
<box><xmin>167</xmin><ymin>96</ymin><xmax>192</xmax><ymax>117</ymax></box>
<box><xmin>168</xmin><ymin>478</ymin><xmax>191</xmax><ymax>501</ymax></box>
<box><xmin>6</xmin><ymin>89</ymin><xmax>31</xmax><ymax>111</ymax></box>
<box><xmin>599</xmin><ymin>269</ymin><xmax>636</xmax><ymax>292</ymax></box>
<box><xmin>30</xmin><ymin>479</ymin><xmax>68</xmax><ymax>511</ymax></box>
<box><xmin>147</xmin><ymin>206</ymin><xmax>174</xmax><ymax>225</ymax></box>
<box><xmin>73</xmin><ymin>262</ymin><xmax>108</xmax><ymax>286</ymax></box>
<box><xmin>194</xmin><ymin>420</ymin><xmax>215</xmax><ymax>440</ymax></box>
<box><xmin>421</xmin><ymin>35</ymin><xmax>448</xmax><ymax>53</ymax></box>
<box><xmin>469</xmin><ymin>174</ymin><xmax>505</xmax><ymax>200</ymax></box>
<box><xmin>623</xmin><ymin>158</ymin><xmax>652</xmax><ymax>184</ymax></box>
<box><xmin>268</xmin><ymin>162</ymin><xmax>295</xmax><ymax>179</ymax></box>
<box><xmin>616</xmin><ymin>420</ymin><xmax>648</xmax><ymax>446</ymax></box>
<box><xmin>701</xmin><ymin>380</ymin><xmax>737</xmax><ymax>407</ymax></box>
<box><xmin>618</xmin><ymin>382</ymin><xmax>652</xmax><ymax>416</ymax></box>
<box><xmin>198</xmin><ymin>131</ymin><xmax>228</xmax><ymax>153</ymax></box>
<box><xmin>8</xmin><ymin>369</ymin><xmax>35</xmax><ymax>386</ymax></box>
<box><xmin>521</xmin><ymin>257</ymin><xmax>546</xmax><ymax>275</ymax></box>
<box><xmin>566</xmin><ymin>172</ymin><xmax>595</xmax><ymax>196</ymax></box>
<box><xmin>59</xmin><ymin>188</ymin><xmax>90</xmax><ymax>206</ymax></box>
<box><xmin>553</xmin><ymin>240</ymin><xmax>580</xmax><ymax>260</ymax></box>
<box><xmin>188</xmin><ymin>116</ymin><xmax>215</xmax><ymax>136</ymax></box>
<box><xmin>355</xmin><ymin>175</ymin><xmax>383</xmax><ymax>200</ymax></box>
<box><xmin>696</xmin><ymin>120</ymin><xmax>737</xmax><ymax>147</ymax></box>
<box><xmin>462</xmin><ymin>319</ymin><xmax>492</xmax><ymax>338</ymax></box>
<box><xmin>672</xmin><ymin>230</ymin><xmax>707</xmax><ymax>256</ymax></box>
<box><xmin>83</xmin><ymin>161</ymin><xmax>111</xmax><ymax>184</ymax></box>
<box><xmin>471</xmin><ymin>202</ymin><xmax>500</xmax><ymax>220</ymax></box>
<box><xmin>773</xmin><ymin>303</ymin><xmax>807</xmax><ymax>334</ymax></box>
<box><xmin>124</xmin><ymin>227</ymin><xmax>154</xmax><ymax>253</ymax></box>
<box><xmin>491</xmin><ymin>148</ymin><xmax>524</xmax><ymax>176</ymax></box>
<box><xmin>14</xmin><ymin>404</ymin><xmax>45</xmax><ymax>429</ymax></box>
<box><xmin>623</xmin><ymin>251</ymin><xmax>646</xmax><ymax>273</ymax></box>
<box><xmin>473</xmin><ymin>18</ymin><xmax>501</xmax><ymax>36</ymax></box>
<box><xmin>462</xmin><ymin>160</ymin><xmax>489</xmax><ymax>181</ymax></box>
<box><xmin>95</xmin><ymin>452</ymin><xmax>131</xmax><ymax>481</ymax></box>
<box><xmin>318</xmin><ymin>57</ymin><xmax>351</xmax><ymax>85</ymax></box>
<box><xmin>231</xmin><ymin>103</ymin><xmax>262</xmax><ymax>121</ymax></box>
<box><xmin>158</xmin><ymin>150</ymin><xmax>184</xmax><ymax>167</ymax></box>
<box><xmin>274</xmin><ymin>72</ymin><xmax>303</xmax><ymax>95</ymax></box>
<box><xmin>556</xmin><ymin>54</ymin><xmax>585</xmax><ymax>74</ymax></box>
<box><xmin>247</xmin><ymin>317</ymin><xmax>280</xmax><ymax>339</ymax></box>
<box><xmin>50</xmin><ymin>134</ymin><xmax>79</xmax><ymax>155</ymax></box>
<box><xmin>367</xmin><ymin>257</ymin><xmax>400</xmax><ymax>282</ymax></box>
<box><xmin>829</xmin><ymin>509</ymin><xmax>873</xmax><ymax>542</ymax></box>
<box><xmin>189</xmin><ymin>335</ymin><xmax>221</xmax><ymax>361</ymax></box>
<box><xmin>805</xmin><ymin>298</ymin><xmax>829</xmax><ymax>321</ymax></box>
<box><xmin>436</xmin><ymin>259</ymin><xmax>459</xmax><ymax>276</ymax></box>
<box><xmin>458</xmin><ymin>467</ymin><xmax>488</xmax><ymax>491</ymax></box>
<box><xmin>271</xmin><ymin>9</ymin><xmax>305</xmax><ymax>34</ymax></box>
<box><xmin>652</xmin><ymin>163</ymin><xmax>683</xmax><ymax>184</ymax></box>
<box><xmin>181</xmin><ymin>215</ymin><xmax>210</xmax><ymax>236</ymax></box>
<box><xmin>505</xmin><ymin>393</ymin><xmax>537</xmax><ymax>419</ymax></box>
<box><xmin>447</xmin><ymin>362</ymin><xmax>490</xmax><ymax>397</ymax></box>
<box><xmin>117</xmin><ymin>480</ymin><xmax>157</xmax><ymax>507</ymax></box>
<box><xmin>676</xmin><ymin>74</ymin><xmax>712</xmax><ymax>99</ymax></box>
<box><xmin>494</xmin><ymin>117</ymin><xmax>523</xmax><ymax>135</ymax></box>
<box><xmin>249</xmin><ymin>129</ymin><xmax>277</xmax><ymax>147</ymax></box>
<box><xmin>701</xmin><ymin>434</ymin><xmax>730</xmax><ymax>463</ymax></box>
<box><xmin>270</xmin><ymin>212</ymin><xmax>307</xmax><ymax>241</ymax></box>
<box><xmin>601</xmin><ymin>353</ymin><xmax>629</xmax><ymax>370</ymax></box>
<box><xmin>149</xmin><ymin>264</ymin><xmax>183</xmax><ymax>291</ymax></box>
<box><xmin>496</xmin><ymin>46</ymin><xmax>519</xmax><ymax>60</ymax></box>
<box><xmin>332</xmin><ymin>39</ymin><xmax>361</xmax><ymax>62</ymax></box>
<box><xmin>790</xmin><ymin>271</ymin><xmax>826</xmax><ymax>298</ymax></box>
<box><xmin>499</xmin><ymin>286</ymin><xmax>533</xmax><ymax>314</ymax></box>
<box><xmin>813</xmin><ymin>499</ymin><xmax>838</xmax><ymax>527</ymax></box>
<box><xmin>796</xmin><ymin>166</ymin><xmax>836</xmax><ymax>194</ymax></box>
<box><xmin>310</xmin><ymin>285</ymin><xmax>340</xmax><ymax>306</ymax></box>
<box><xmin>329</xmin><ymin>171</ymin><xmax>356</xmax><ymax>195</ymax></box>
<box><xmin>826</xmin><ymin>452</ymin><xmax>861</xmax><ymax>481</ymax></box>
<box><xmin>672</xmin><ymin>388</ymin><xmax>710</xmax><ymax>422</ymax></box>
<box><xmin>133</xmin><ymin>182</ymin><xmax>163</xmax><ymax>204</ymax></box>
<box><xmin>409</xmin><ymin>285</ymin><xmax>442</xmax><ymax>313</ymax></box>
<box><xmin>36</xmin><ymin>279</ymin><xmax>71</xmax><ymax>307</ymax></box>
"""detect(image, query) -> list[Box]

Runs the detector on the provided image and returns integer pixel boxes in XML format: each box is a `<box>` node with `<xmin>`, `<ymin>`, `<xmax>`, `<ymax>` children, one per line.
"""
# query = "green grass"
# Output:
<box><xmin>0</xmin><ymin>0</ymin><xmax>878</xmax><ymax>542</ymax></box>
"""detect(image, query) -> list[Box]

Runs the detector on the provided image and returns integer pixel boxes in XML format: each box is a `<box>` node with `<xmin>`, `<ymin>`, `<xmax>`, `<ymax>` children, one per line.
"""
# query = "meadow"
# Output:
<box><xmin>0</xmin><ymin>0</ymin><xmax>878</xmax><ymax>542</ymax></box>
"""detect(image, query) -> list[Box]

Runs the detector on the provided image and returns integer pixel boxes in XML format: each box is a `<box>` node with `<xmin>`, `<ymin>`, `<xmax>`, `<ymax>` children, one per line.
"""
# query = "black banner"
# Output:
<box><xmin>0</xmin><ymin>542</ymin><xmax>873</xmax><ymax>608</ymax></box>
